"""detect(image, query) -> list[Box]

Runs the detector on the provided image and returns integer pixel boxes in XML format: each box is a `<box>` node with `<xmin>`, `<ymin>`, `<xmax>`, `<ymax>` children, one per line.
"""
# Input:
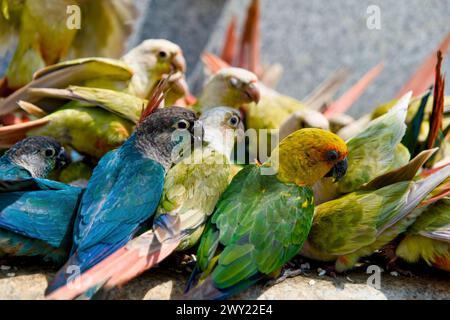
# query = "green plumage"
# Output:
<box><xmin>155</xmin><ymin>149</ymin><xmax>231</xmax><ymax>251</ymax></box>
<box><xmin>196</xmin><ymin>164</ymin><xmax>314</xmax><ymax>290</ymax></box>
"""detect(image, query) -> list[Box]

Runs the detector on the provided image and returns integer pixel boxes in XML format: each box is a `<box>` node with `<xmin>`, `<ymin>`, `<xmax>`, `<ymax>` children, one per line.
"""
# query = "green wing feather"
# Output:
<box><xmin>197</xmin><ymin>165</ymin><xmax>314</xmax><ymax>290</ymax></box>
<box><xmin>155</xmin><ymin>149</ymin><xmax>231</xmax><ymax>250</ymax></box>
<box><xmin>337</xmin><ymin>102</ymin><xmax>409</xmax><ymax>193</ymax></box>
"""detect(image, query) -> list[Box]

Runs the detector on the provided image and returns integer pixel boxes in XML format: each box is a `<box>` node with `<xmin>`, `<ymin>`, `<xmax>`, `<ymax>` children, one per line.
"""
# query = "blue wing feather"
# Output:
<box><xmin>71</xmin><ymin>141</ymin><xmax>165</xmax><ymax>272</ymax></box>
<box><xmin>0</xmin><ymin>178</ymin><xmax>82</xmax><ymax>247</ymax></box>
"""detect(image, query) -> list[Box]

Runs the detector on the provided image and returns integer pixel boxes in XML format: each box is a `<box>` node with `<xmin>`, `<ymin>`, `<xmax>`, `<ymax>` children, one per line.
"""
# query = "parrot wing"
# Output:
<box><xmin>410</xmin><ymin>199</ymin><xmax>450</xmax><ymax>242</ymax></box>
<box><xmin>0</xmin><ymin>178</ymin><xmax>82</xmax><ymax>247</ymax></box>
<box><xmin>336</xmin><ymin>92</ymin><xmax>411</xmax><ymax>193</ymax></box>
<box><xmin>47</xmin><ymin>150</ymin><xmax>232</xmax><ymax>300</ymax></box>
<box><xmin>187</xmin><ymin>165</ymin><xmax>314</xmax><ymax>299</ymax></box>
<box><xmin>46</xmin><ymin>144</ymin><xmax>166</xmax><ymax>294</ymax></box>
<box><xmin>68</xmin><ymin>0</ymin><xmax>138</xmax><ymax>59</ymax></box>
<box><xmin>0</xmin><ymin>58</ymin><xmax>133</xmax><ymax>115</ymax></box>
<box><xmin>29</xmin><ymin>86</ymin><xmax>146</xmax><ymax>123</ymax></box>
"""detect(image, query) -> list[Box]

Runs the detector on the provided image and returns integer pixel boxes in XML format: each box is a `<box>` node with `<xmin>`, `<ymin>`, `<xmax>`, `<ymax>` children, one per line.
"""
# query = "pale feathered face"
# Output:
<box><xmin>203</xmin><ymin>68</ymin><xmax>261</xmax><ymax>108</ymax></box>
<box><xmin>199</xmin><ymin>107</ymin><xmax>245</xmax><ymax>157</ymax></box>
<box><xmin>5</xmin><ymin>136</ymin><xmax>69</xmax><ymax>178</ymax></box>
<box><xmin>124</xmin><ymin>39</ymin><xmax>186</xmax><ymax>79</ymax></box>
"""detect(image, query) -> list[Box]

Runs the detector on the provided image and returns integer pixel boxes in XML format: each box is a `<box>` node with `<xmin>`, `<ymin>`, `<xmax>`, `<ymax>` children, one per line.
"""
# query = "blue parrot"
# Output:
<box><xmin>0</xmin><ymin>136</ymin><xmax>83</xmax><ymax>264</ymax></box>
<box><xmin>46</xmin><ymin>106</ymin><xmax>199</xmax><ymax>294</ymax></box>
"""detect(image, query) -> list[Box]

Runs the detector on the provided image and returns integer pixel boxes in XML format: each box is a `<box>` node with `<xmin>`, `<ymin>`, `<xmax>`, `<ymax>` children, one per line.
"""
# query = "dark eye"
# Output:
<box><xmin>326</xmin><ymin>150</ymin><xmax>339</xmax><ymax>161</ymax></box>
<box><xmin>229</xmin><ymin>77</ymin><xmax>240</xmax><ymax>87</ymax></box>
<box><xmin>228</xmin><ymin>115</ymin><xmax>240</xmax><ymax>127</ymax></box>
<box><xmin>158</xmin><ymin>51</ymin><xmax>168</xmax><ymax>59</ymax></box>
<box><xmin>176</xmin><ymin>119</ymin><xmax>190</xmax><ymax>130</ymax></box>
<box><xmin>45</xmin><ymin>148</ymin><xmax>56</xmax><ymax>157</ymax></box>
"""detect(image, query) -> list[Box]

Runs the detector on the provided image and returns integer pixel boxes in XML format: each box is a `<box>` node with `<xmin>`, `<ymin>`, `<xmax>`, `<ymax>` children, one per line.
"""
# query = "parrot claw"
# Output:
<box><xmin>265</xmin><ymin>268</ymin><xmax>303</xmax><ymax>287</ymax></box>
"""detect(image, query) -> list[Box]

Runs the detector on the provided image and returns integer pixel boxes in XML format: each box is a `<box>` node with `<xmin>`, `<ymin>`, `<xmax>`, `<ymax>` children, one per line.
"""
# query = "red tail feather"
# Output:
<box><xmin>426</xmin><ymin>51</ymin><xmax>445</xmax><ymax>150</ymax></box>
<box><xmin>202</xmin><ymin>52</ymin><xmax>231</xmax><ymax>74</ymax></box>
<box><xmin>138</xmin><ymin>80</ymin><xmax>167</xmax><ymax>124</ymax></box>
<box><xmin>324</xmin><ymin>62</ymin><xmax>384</xmax><ymax>118</ymax></box>
<box><xmin>396</xmin><ymin>30</ymin><xmax>450</xmax><ymax>98</ymax></box>
<box><xmin>238</xmin><ymin>0</ymin><xmax>261</xmax><ymax>75</ymax></box>
<box><xmin>221</xmin><ymin>16</ymin><xmax>238</xmax><ymax>65</ymax></box>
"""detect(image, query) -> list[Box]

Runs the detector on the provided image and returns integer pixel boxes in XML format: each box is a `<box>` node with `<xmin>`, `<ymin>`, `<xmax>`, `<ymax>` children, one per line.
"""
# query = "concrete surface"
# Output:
<box><xmin>140</xmin><ymin>0</ymin><xmax>450</xmax><ymax>117</ymax></box>
<box><xmin>1</xmin><ymin>257</ymin><xmax>449</xmax><ymax>300</ymax></box>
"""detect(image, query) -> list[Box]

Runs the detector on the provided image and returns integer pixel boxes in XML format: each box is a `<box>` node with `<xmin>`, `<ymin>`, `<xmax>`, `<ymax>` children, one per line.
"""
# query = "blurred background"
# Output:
<box><xmin>1</xmin><ymin>0</ymin><xmax>450</xmax><ymax>117</ymax></box>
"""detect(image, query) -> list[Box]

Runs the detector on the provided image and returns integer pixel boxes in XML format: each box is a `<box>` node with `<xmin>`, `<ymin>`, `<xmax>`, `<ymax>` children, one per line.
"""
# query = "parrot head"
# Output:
<box><xmin>271</xmin><ymin>128</ymin><xmax>348</xmax><ymax>186</ymax></box>
<box><xmin>124</xmin><ymin>39</ymin><xmax>186</xmax><ymax>78</ymax></box>
<box><xmin>199</xmin><ymin>106</ymin><xmax>245</xmax><ymax>157</ymax></box>
<box><xmin>135</xmin><ymin>106</ymin><xmax>199</xmax><ymax>170</ymax></box>
<box><xmin>4</xmin><ymin>136</ymin><xmax>69</xmax><ymax>178</ymax></box>
<box><xmin>200</xmin><ymin>67</ymin><xmax>261</xmax><ymax>109</ymax></box>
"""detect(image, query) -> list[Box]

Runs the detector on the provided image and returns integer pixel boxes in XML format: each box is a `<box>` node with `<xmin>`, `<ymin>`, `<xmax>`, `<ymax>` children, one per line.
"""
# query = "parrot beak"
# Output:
<box><xmin>56</xmin><ymin>147</ymin><xmax>69</xmax><ymax>169</ymax></box>
<box><xmin>325</xmin><ymin>157</ymin><xmax>348</xmax><ymax>182</ymax></box>
<box><xmin>245</xmin><ymin>82</ymin><xmax>261</xmax><ymax>104</ymax></box>
<box><xmin>171</xmin><ymin>52</ymin><xmax>187</xmax><ymax>73</ymax></box>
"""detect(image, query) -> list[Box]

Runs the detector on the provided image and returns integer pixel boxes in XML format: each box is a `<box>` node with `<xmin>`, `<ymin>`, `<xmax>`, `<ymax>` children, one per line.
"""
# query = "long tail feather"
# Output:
<box><xmin>202</xmin><ymin>52</ymin><xmax>231</xmax><ymax>74</ymax></box>
<box><xmin>426</xmin><ymin>51</ymin><xmax>445</xmax><ymax>150</ymax></box>
<box><xmin>323</xmin><ymin>62</ymin><xmax>384</xmax><ymax>118</ymax></box>
<box><xmin>47</xmin><ymin>214</ymin><xmax>181</xmax><ymax>300</ymax></box>
<box><xmin>0</xmin><ymin>118</ymin><xmax>49</xmax><ymax>147</ymax></box>
<box><xmin>238</xmin><ymin>0</ymin><xmax>261</xmax><ymax>75</ymax></box>
<box><xmin>396</xmin><ymin>30</ymin><xmax>450</xmax><ymax>98</ymax></box>
<box><xmin>303</xmin><ymin>69</ymin><xmax>350</xmax><ymax>111</ymax></box>
<box><xmin>221</xmin><ymin>16</ymin><xmax>238</xmax><ymax>65</ymax></box>
<box><xmin>378</xmin><ymin>164</ymin><xmax>450</xmax><ymax>235</ymax></box>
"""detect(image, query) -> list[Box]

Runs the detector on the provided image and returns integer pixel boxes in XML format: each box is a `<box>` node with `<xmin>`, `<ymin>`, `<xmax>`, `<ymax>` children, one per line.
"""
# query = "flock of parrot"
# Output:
<box><xmin>0</xmin><ymin>0</ymin><xmax>449</xmax><ymax>300</ymax></box>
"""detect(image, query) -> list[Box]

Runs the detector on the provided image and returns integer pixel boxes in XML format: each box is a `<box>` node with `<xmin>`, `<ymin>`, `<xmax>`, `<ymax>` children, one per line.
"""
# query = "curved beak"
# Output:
<box><xmin>171</xmin><ymin>52</ymin><xmax>187</xmax><ymax>73</ymax></box>
<box><xmin>245</xmin><ymin>82</ymin><xmax>261</xmax><ymax>104</ymax></box>
<box><xmin>56</xmin><ymin>147</ymin><xmax>69</xmax><ymax>169</ymax></box>
<box><xmin>325</xmin><ymin>158</ymin><xmax>348</xmax><ymax>182</ymax></box>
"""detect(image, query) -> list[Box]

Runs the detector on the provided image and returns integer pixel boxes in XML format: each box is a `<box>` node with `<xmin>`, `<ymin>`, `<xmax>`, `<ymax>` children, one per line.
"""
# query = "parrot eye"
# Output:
<box><xmin>176</xmin><ymin>119</ymin><xmax>190</xmax><ymax>130</ymax></box>
<box><xmin>228</xmin><ymin>115</ymin><xmax>240</xmax><ymax>127</ymax></box>
<box><xmin>158</xmin><ymin>51</ymin><xmax>168</xmax><ymax>59</ymax></box>
<box><xmin>326</xmin><ymin>150</ymin><xmax>339</xmax><ymax>161</ymax></box>
<box><xmin>44</xmin><ymin>148</ymin><xmax>56</xmax><ymax>157</ymax></box>
<box><xmin>229</xmin><ymin>77</ymin><xmax>240</xmax><ymax>88</ymax></box>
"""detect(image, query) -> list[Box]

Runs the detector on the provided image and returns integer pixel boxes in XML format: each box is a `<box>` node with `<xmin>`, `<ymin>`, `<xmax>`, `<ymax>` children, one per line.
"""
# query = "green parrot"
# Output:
<box><xmin>0</xmin><ymin>0</ymin><xmax>138</xmax><ymax>91</ymax></box>
<box><xmin>301</xmin><ymin>151</ymin><xmax>450</xmax><ymax>273</ymax></box>
<box><xmin>44</xmin><ymin>107</ymin><xmax>245</xmax><ymax>300</ymax></box>
<box><xmin>0</xmin><ymin>39</ymin><xmax>187</xmax><ymax>158</ymax></box>
<box><xmin>396</xmin><ymin>196</ymin><xmax>450</xmax><ymax>271</ymax></box>
<box><xmin>184</xmin><ymin>128</ymin><xmax>349</xmax><ymax>300</ymax></box>
<box><xmin>314</xmin><ymin>92</ymin><xmax>412</xmax><ymax>204</ymax></box>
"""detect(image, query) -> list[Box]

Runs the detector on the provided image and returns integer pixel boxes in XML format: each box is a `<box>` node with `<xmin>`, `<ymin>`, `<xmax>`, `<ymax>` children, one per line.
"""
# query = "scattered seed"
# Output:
<box><xmin>6</xmin><ymin>273</ymin><xmax>15</xmax><ymax>277</ymax></box>
<box><xmin>0</xmin><ymin>265</ymin><xmax>11</xmax><ymax>271</ymax></box>
<box><xmin>308</xmin><ymin>280</ymin><xmax>316</xmax><ymax>286</ymax></box>
<box><xmin>317</xmin><ymin>268</ymin><xmax>326</xmax><ymax>277</ymax></box>
<box><xmin>390</xmin><ymin>271</ymin><xmax>399</xmax><ymax>277</ymax></box>
<box><xmin>300</xmin><ymin>263</ymin><xmax>310</xmax><ymax>270</ymax></box>
<box><xmin>346</xmin><ymin>276</ymin><xmax>354</xmax><ymax>283</ymax></box>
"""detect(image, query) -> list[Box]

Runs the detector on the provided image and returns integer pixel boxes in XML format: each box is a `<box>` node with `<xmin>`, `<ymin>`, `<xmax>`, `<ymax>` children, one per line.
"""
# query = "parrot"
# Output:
<box><xmin>0</xmin><ymin>0</ymin><xmax>138</xmax><ymax>91</ymax></box>
<box><xmin>0</xmin><ymin>136</ymin><xmax>83</xmax><ymax>264</ymax></box>
<box><xmin>184</xmin><ymin>128</ymin><xmax>349</xmax><ymax>300</ymax></box>
<box><xmin>46</xmin><ymin>107</ymin><xmax>245</xmax><ymax>300</ymax></box>
<box><xmin>313</xmin><ymin>92</ymin><xmax>412</xmax><ymax>204</ymax></box>
<box><xmin>0</xmin><ymin>39</ymin><xmax>187</xmax><ymax>158</ymax></box>
<box><xmin>57</xmin><ymin>160</ymin><xmax>93</xmax><ymax>188</ymax></box>
<box><xmin>45</xmin><ymin>103</ymin><xmax>199</xmax><ymax>294</ymax></box>
<box><xmin>301</xmin><ymin>150</ymin><xmax>450</xmax><ymax>273</ymax></box>
<box><xmin>0</xmin><ymin>136</ymin><xmax>67</xmax><ymax>179</ymax></box>
<box><xmin>395</xmin><ymin>197</ymin><xmax>450</xmax><ymax>271</ymax></box>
